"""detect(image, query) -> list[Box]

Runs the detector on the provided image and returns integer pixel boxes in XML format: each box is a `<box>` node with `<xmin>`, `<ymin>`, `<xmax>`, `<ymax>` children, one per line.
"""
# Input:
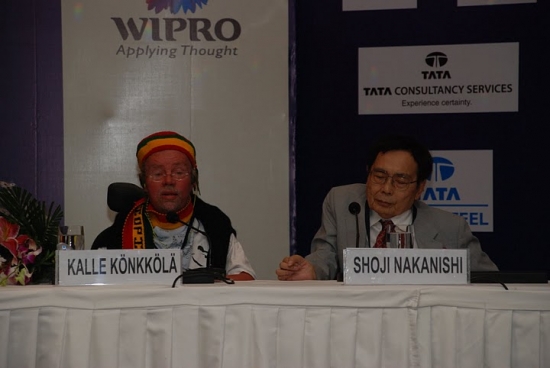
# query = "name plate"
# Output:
<box><xmin>55</xmin><ymin>249</ymin><xmax>182</xmax><ymax>286</ymax></box>
<box><xmin>343</xmin><ymin>248</ymin><xmax>469</xmax><ymax>285</ymax></box>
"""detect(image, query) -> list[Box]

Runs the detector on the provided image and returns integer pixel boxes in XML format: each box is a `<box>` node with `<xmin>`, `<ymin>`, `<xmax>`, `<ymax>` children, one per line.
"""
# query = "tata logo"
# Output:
<box><xmin>430</xmin><ymin>157</ymin><xmax>454</xmax><ymax>182</ymax></box>
<box><xmin>363</xmin><ymin>87</ymin><xmax>392</xmax><ymax>96</ymax></box>
<box><xmin>147</xmin><ymin>0</ymin><xmax>209</xmax><ymax>14</ymax></box>
<box><xmin>425</xmin><ymin>52</ymin><xmax>448</xmax><ymax>68</ymax></box>
<box><xmin>421</xmin><ymin>51</ymin><xmax>451</xmax><ymax>80</ymax></box>
<box><xmin>423</xmin><ymin>156</ymin><xmax>460</xmax><ymax>201</ymax></box>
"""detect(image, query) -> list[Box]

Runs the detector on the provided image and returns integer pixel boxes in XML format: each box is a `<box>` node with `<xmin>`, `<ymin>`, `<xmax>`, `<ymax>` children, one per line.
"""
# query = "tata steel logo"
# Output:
<box><xmin>147</xmin><ymin>0</ymin><xmax>209</xmax><ymax>14</ymax></box>
<box><xmin>422</xmin><ymin>52</ymin><xmax>451</xmax><ymax>80</ymax></box>
<box><xmin>430</xmin><ymin>157</ymin><xmax>455</xmax><ymax>182</ymax></box>
<box><xmin>424</xmin><ymin>156</ymin><xmax>460</xmax><ymax>201</ymax></box>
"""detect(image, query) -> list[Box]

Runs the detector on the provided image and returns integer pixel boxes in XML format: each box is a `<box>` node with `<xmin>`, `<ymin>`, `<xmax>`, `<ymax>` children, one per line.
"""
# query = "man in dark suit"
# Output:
<box><xmin>276</xmin><ymin>134</ymin><xmax>498</xmax><ymax>280</ymax></box>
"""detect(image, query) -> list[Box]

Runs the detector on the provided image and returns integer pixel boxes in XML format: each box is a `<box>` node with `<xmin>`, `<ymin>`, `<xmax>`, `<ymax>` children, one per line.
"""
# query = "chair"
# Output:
<box><xmin>107</xmin><ymin>182</ymin><xmax>145</xmax><ymax>213</ymax></box>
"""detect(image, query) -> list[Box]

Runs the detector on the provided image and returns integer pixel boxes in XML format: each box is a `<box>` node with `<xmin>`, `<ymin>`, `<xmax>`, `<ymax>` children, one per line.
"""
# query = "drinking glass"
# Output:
<box><xmin>58</xmin><ymin>225</ymin><xmax>85</xmax><ymax>250</ymax></box>
<box><xmin>386</xmin><ymin>224</ymin><xmax>413</xmax><ymax>249</ymax></box>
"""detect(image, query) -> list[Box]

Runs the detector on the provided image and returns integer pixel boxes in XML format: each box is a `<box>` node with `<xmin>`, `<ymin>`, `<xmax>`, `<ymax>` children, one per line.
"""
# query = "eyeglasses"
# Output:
<box><xmin>369</xmin><ymin>170</ymin><xmax>417</xmax><ymax>190</ymax></box>
<box><xmin>147</xmin><ymin>170</ymin><xmax>191</xmax><ymax>182</ymax></box>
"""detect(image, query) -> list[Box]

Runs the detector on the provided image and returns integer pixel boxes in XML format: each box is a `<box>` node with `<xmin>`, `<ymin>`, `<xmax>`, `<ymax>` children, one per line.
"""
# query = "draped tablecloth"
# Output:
<box><xmin>1</xmin><ymin>281</ymin><xmax>549</xmax><ymax>368</ymax></box>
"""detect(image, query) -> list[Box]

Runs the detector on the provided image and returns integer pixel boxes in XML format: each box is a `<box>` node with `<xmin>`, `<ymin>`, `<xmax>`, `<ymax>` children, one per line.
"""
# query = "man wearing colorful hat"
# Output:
<box><xmin>92</xmin><ymin>131</ymin><xmax>255</xmax><ymax>281</ymax></box>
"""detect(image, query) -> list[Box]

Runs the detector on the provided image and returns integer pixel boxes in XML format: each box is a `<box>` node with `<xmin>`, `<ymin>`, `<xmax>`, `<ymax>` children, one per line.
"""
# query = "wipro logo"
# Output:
<box><xmin>430</xmin><ymin>157</ymin><xmax>455</xmax><ymax>182</ymax></box>
<box><xmin>112</xmin><ymin>0</ymin><xmax>241</xmax><ymax>42</ymax></box>
<box><xmin>147</xmin><ymin>0</ymin><xmax>209</xmax><ymax>14</ymax></box>
<box><xmin>421</xmin><ymin>51</ymin><xmax>451</xmax><ymax>80</ymax></box>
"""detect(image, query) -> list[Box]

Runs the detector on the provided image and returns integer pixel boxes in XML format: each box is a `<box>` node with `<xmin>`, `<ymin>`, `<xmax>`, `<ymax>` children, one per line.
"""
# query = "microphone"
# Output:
<box><xmin>348</xmin><ymin>202</ymin><xmax>360</xmax><ymax>215</ymax></box>
<box><xmin>166</xmin><ymin>211</ymin><xmax>233</xmax><ymax>286</ymax></box>
<box><xmin>348</xmin><ymin>202</ymin><xmax>361</xmax><ymax>248</ymax></box>
<box><xmin>166</xmin><ymin>211</ymin><xmax>213</xmax><ymax>269</ymax></box>
<box><xmin>336</xmin><ymin>202</ymin><xmax>362</xmax><ymax>282</ymax></box>
<box><xmin>166</xmin><ymin>212</ymin><xmax>211</xmax><ymax>255</ymax></box>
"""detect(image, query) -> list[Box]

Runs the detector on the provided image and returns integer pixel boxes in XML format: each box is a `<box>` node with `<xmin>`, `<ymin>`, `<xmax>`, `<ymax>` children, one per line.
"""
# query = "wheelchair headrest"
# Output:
<box><xmin>107</xmin><ymin>182</ymin><xmax>145</xmax><ymax>213</ymax></box>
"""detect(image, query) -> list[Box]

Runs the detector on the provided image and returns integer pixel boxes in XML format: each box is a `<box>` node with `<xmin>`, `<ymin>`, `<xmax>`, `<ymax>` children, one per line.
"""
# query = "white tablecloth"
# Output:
<box><xmin>1</xmin><ymin>281</ymin><xmax>549</xmax><ymax>368</ymax></box>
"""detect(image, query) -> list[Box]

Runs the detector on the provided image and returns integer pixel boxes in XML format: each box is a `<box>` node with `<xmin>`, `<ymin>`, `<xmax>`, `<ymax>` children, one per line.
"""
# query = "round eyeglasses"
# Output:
<box><xmin>147</xmin><ymin>170</ymin><xmax>190</xmax><ymax>182</ymax></box>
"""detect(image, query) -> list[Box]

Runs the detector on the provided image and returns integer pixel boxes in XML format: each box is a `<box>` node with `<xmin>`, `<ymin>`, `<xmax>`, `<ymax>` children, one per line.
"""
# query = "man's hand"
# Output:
<box><xmin>276</xmin><ymin>255</ymin><xmax>316</xmax><ymax>281</ymax></box>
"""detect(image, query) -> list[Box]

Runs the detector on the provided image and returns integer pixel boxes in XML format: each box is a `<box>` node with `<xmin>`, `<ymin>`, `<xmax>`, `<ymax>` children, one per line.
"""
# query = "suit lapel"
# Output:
<box><xmin>412</xmin><ymin>202</ymin><xmax>444</xmax><ymax>249</ymax></box>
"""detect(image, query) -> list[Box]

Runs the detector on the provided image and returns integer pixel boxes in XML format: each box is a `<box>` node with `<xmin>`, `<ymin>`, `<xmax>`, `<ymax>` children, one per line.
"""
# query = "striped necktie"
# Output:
<box><xmin>373</xmin><ymin>220</ymin><xmax>394</xmax><ymax>248</ymax></box>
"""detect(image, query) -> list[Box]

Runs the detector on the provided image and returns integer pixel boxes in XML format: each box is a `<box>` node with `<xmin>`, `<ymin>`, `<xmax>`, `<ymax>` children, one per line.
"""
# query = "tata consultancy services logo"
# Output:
<box><xmin>430</xmin><ymin>157</ymin><xmax>455</xmax><ymax>182</ymax></box>
<box><xmin>425</xmin><ymin>52</ymin><xmax>448</xmax><ymax>68</ymax></box>
<box><xmin>146</xmin><ymin>0</ymin><xmax>209</xmax><ymax>14</ymax></box>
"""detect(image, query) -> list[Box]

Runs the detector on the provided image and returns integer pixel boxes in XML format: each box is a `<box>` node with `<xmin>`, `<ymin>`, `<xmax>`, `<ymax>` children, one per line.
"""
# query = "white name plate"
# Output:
<box><xmin>343</xmin><ymin>248</ymin><xmax>469</xmax><ymax>285</ymax></box>
<box><xmin>55</xmin><ymin>249</ymin><xmax>182</xmax><ymax>286</ymax></box>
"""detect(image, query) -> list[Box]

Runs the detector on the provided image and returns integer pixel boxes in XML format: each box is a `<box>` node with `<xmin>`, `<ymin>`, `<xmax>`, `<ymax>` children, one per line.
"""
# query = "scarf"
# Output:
<box><xmin>122</xmin><ymin>198</ymin><xmax>194</xmax><ymax>249</ymax></box>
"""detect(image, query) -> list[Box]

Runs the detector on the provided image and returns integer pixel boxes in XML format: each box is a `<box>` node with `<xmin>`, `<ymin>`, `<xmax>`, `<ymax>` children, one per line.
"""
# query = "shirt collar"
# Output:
<box><xmin>370</xmin><ymin>209</ymin><xmax>413</xmax><ymax>228</ymax></box>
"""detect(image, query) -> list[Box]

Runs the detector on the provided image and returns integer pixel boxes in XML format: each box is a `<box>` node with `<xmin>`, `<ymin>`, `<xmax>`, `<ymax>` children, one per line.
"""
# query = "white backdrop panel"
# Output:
<box><xmin>61</xmin><ymin>0</ymin><xmax>289</xmax><ymax>279</ymax></box>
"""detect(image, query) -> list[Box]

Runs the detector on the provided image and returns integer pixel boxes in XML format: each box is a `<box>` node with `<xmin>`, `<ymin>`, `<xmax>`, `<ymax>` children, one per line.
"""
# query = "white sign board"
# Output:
<box><xmin>343</xmin><ymin>248</ymin><xmax>469</xmax><ymax>285</ymax></box>
<box><xmin>358</xmin><ymin>42</ymin><xmax>519</xmax><ymax>114</ymax></box>
<box><xmin>343</xmin><ymin>0</ymin><xmax>417</xmax><ymax>11</ymax></box>
<box><xmin>55</xmin><ymin>249</ymin><xmax>182</xmax><ymax>286</ymax></box>
<box><xmin>458</xmin><ymin>0</ymin><xmax>536</xmax><ymax>6</ymax></box>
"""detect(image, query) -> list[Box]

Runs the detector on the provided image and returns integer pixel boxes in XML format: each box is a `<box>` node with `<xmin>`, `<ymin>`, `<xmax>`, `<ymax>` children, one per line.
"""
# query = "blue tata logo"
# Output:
<box><xmin>429</xmin><ymin>157</ymin><xmax>455</xmax><ymax>182</ymax></box>
<box><xmin>423</xmin><ymin>156</ymin><xmax>460</xmax><ymax>201</ymax></box>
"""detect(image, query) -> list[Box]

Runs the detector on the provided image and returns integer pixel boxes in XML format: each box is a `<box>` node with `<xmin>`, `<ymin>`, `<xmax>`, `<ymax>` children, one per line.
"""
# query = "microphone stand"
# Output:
<box><xmin>337</xmin><ymin>202</ymin><xmax>362</xmax><ymax>282</ymax></box>
<box><xmin>348</xmin><ymin>202</ymin><xmax>361</xmax><ymax>248</ymax></box>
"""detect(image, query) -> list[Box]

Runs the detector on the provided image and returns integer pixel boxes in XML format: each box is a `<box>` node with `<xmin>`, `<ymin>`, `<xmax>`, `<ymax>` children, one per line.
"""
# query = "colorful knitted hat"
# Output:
<box><xmin>136</xmin><ymin>131</ymin><xmax>197</xmax><ymax>168</ymax></box>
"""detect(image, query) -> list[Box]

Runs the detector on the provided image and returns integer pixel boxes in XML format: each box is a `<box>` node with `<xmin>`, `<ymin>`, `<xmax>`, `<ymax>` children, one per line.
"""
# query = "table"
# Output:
<box><xmin>1</xmin><ymin>281</ymin><xmax>549</xmax><ymax>368</ymax></box>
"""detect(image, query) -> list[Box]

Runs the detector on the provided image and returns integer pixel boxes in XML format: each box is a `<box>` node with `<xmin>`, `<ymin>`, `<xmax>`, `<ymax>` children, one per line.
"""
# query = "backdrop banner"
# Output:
<box><xmin>358</xmin><ymin>43</ymin><xmax>519</xmax><ymax>115</ymax></box>
<box><xmin>61</xmin><ymin>0</ymin><xmax>289</xmax><ymax>279</ymax></box>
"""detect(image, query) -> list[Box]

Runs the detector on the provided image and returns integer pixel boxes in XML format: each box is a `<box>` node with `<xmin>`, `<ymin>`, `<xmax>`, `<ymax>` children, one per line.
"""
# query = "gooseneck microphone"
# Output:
<box><xmin>166</xmin><ymin>211</ymin><xmax>213</xmax><ymax>267</ymax></box>
<box><xmin>166</xmin><ymin>211</ymin><xmax>200</xmax><ymax>231</ymax></box>
<box><xmin>166</xmin><ymin>211</ymin><xmax>234</xmax><ymax>286</ymax></box>
<box><xmin>348</xmin><ymin>202</ymin><xmax>361</xmax><ymax>248</ymax></box>
<box><xmin>336</xmin><ymin>202</ymin><xmax>362</xmax><ymax>282</ymax></box>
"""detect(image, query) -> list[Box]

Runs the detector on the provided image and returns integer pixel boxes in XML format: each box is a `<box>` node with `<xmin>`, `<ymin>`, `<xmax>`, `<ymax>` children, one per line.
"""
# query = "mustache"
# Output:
<box><xmin>160</xmin><ymin>187</ymin><xmax>178</xmax><ymax>194</ymax></box>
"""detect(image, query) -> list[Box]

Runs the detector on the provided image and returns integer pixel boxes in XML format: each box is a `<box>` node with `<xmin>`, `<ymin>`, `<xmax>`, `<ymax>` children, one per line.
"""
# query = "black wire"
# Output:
<box><xmin>171</xmin><ymin>271</ymin><xmax>235</xmax><ymax>288</ymax></box>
